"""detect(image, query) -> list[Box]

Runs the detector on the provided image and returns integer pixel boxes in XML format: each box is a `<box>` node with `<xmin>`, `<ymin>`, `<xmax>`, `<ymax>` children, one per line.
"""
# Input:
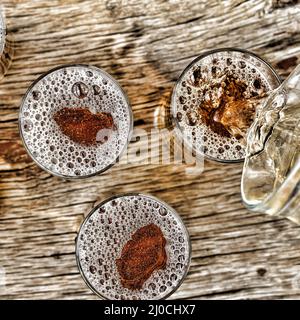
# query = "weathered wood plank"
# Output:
<box><xmin>1</xmin><ymin>0</ymin><xmax>300</xmax><ymax>300</ymax></box>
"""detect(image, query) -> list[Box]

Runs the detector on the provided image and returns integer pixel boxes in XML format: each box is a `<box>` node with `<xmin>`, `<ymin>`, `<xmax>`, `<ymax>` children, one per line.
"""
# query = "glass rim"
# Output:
<box><xmin>171</xmin><ymin>47</ymin><xmax>282</xmax><ymax>164</ymax></box>
<box><xmin>75</xmin><ymin>192</ymin><xmax>192</xmax><ymax>300</ymax></box>
<box><xmin>18</xmin><ymin>63</ymin><xmax>134</xmax><ymax>180</ymax></box>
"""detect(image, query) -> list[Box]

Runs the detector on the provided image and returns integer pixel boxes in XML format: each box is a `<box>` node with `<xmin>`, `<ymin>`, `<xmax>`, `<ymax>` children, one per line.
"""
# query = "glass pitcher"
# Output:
<box><xmin>242</xmin><ymin>64</ymin><xmax>300</xmax><ymax>224</ymax></box>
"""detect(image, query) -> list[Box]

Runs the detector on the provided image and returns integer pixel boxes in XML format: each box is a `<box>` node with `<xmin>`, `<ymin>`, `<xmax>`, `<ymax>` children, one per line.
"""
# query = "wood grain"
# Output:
<box><xmin>1</xmin><ymin>0</ymin><xmax>300</xmax><ymax>300</ymax></box>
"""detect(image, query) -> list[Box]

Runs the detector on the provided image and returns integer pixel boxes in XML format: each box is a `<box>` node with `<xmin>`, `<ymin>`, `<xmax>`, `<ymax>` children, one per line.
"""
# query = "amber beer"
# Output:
<box><xmin>171</xmin><ymin>48</ymin><xmax>281</xmax><ymax>162</ymax></box>
<box><xmin>76</xmin><ymin>193</ymin><xmax>191</xmax><ymax>300</ymax></box>
<box><xmin>19</xmin><ymin>65</ymin><xmax>133</xmax><ymax>178</ymax></box>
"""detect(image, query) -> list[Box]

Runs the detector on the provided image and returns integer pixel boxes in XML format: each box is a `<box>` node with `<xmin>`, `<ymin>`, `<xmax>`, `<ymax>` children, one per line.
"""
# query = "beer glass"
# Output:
<box><xmin>76</xmin><ymin>193</ymin><xmax>191</xmax><ymax>300</ymax></box>
<box><xmin>19</xmin><ymin>64</ymin><xmax>133</xmax><ymax>179</ymax></box>
<box><xmin>170</xmin><ymin>48</ymin><xmax>281</xmax><ymax>163</ymax></box>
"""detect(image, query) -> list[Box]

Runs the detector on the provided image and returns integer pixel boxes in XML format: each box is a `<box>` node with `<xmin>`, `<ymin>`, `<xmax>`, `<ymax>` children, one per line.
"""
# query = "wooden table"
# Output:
<box><xmin>1</xmin><ymin>0</ymin><xmax>300</xmax><ymax>300</ymax></box>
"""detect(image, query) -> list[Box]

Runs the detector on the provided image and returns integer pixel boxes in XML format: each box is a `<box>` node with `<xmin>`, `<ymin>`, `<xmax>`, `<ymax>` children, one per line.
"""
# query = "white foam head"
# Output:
<box><xmin>19</xmin><ymin>65</ymin><xmax>133</xmax><ymax>178</ymax></box>
<box><xmin>171</xmin><ymin>49</ymin><xmax>280</xmax><ymax>162</ymax></box>
<box><xmin>76</xmin><ymin>194</ymin><xmax>191</xmax><ymax>300</ymax></box>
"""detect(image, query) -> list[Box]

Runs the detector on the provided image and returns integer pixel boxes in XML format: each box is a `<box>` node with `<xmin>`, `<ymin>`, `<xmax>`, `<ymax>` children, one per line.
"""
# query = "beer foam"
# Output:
<box><xmin>76</xmin><ymin>194</ymin><xmax>191</xmax><ymax>300</ymax></box>
<box><xmin>20</xmin><ymin>65</ymin><xmax>132</xmax><ymax>177</ymax></box>
<box><xmin>172</xmin><ymin>50</ymin><xmax>280</xmax><ymax>162</ymax></box>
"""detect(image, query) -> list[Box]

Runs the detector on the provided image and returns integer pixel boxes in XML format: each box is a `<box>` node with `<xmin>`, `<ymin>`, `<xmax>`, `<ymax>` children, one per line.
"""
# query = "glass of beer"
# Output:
<box><xmin>19</xmin><ymin>64</ymin><xmax>133</xmax><ymax>179</ymax></box>
<box><xmin>76</xmin><ymin>193</ymin><xmax>191</xmax><ymax>300</ymax></box>
<box><xmin>242</xmin><ymin>63</ymin><xmax>300</xmax><ymax>225</ymax></box>
<box><xmin>170</xmin><ymin>48</ymin><xmax>281</xmax><ymax>163</ymax></box>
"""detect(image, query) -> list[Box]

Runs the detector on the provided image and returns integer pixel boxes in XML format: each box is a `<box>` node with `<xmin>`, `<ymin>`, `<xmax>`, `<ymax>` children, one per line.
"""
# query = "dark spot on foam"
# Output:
<box><xmin>192</xmin><ymin>67</ymin><xmax>202</xmax><ymax>85</ymax></box>
<box><xmin>226</xmin><ymin>58</ymin><xmax>232</xmax><ymax>66</ymax></box>
<box><xmin>179</xmin><ymin>96</ymin><xmax>186</xmax><ymax>104</ymax></box>
<box><xmin>276</xmin><ymin>56</ymin><xmax>298</xmax><ymax>70</ymax></box>
<box><xmin>253</xmin><ymin>78</ymin><xmax>261</xmax><ymax>90</ymax></box>
<box><xmin>186</xmin><ymin>111</ymin><xmax>198</xmax><ymax>126</ymax></box>
<box><xmin>211</xmin><ymin>66</ymin><xmax>217</xmax><ymax>75</ymax></box>
<box><xmin>177</xmin><ymin>112</ymin><xmax>182</xmax><ymax>122</ymax></box>
<box><xmin>238</xmin><ymin>61</ymin><xmax>246</xmax><ymax>69</ymax></box>
<box><xmin>89</xmin><ymin>265</ymin><xmax>97</xmax><ymax>274</ymax></box>
<box><xmin>242</xmin><ymin>53</ymin><xmax>250</xmax><ymax>60</ymax></box>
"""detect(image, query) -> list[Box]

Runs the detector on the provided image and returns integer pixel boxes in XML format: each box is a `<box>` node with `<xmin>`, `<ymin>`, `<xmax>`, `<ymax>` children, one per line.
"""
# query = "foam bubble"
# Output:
<box><xmin>172</xmin><ymin>50</ymin><xmax>280</xmax><ymax>162</ymax></box>
<box><xmin>76</xmin><ymin>194</ymin><xmax>191</xmax><ymax>300</ymax></box>
<box><xmin>19</xmin><ymin>65</ymin><xmax>132</xmax><ymax>177</ymax></box>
